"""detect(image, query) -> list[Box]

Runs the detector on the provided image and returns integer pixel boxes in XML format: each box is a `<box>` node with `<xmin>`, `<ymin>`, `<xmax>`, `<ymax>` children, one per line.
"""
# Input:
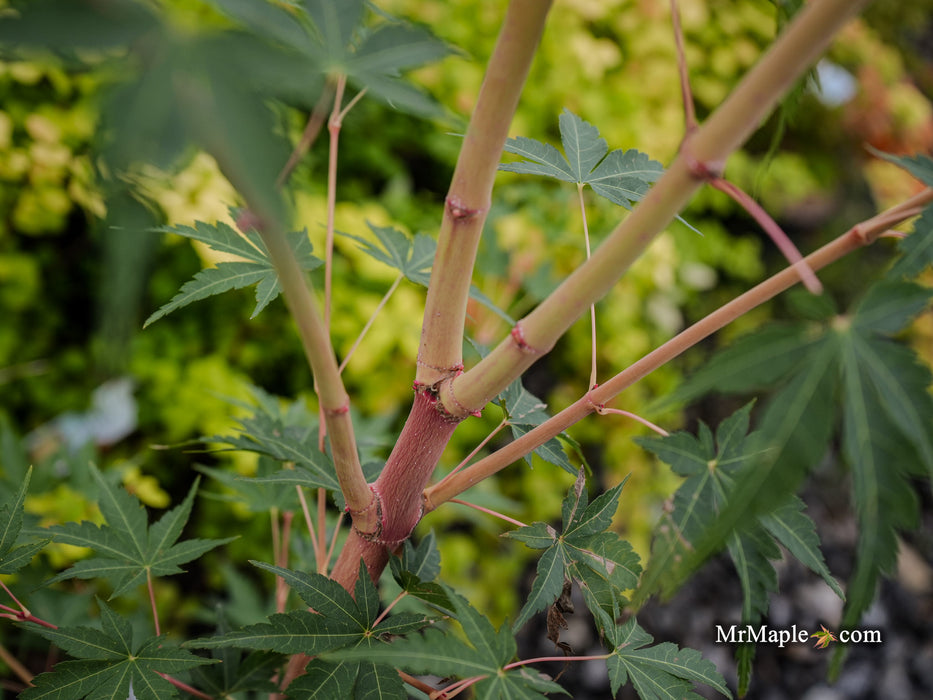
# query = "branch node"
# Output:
<box><xmin>442</xmin><ymin>379</ymin><xmax>482</xmax><ymax>420</ymax></box>
<box><xmin>509</xmin><ymin>322</ymin><xmax>543</xmax><ymax>355</ymax></box>
<box><xmin>683</xmin><ymin>149</ymin><xmax>725</xmax><ymax>182</ymax></box>
<box><xmin>445</xmin><ymin>195</ymin><xmax>483</xmax><ymax>221</ymax></box>
<box><xmin>350</xmin><ymin>484</ymin><xmax>383</xmax><ymax>539</ymax></box>
<box><xmin>324</xmin><ymin>401</ymin><xmax>350</xmax><ymax>416</ymax></box>
<box><xmin>585</xmin><ymin>390</ymin><xmax>605</xmax><ymax>414</ymax></box>
<box><xmin>416</xmin><ymin>359</ymin><xmax>464</xmax><ymax>376</ymax></box>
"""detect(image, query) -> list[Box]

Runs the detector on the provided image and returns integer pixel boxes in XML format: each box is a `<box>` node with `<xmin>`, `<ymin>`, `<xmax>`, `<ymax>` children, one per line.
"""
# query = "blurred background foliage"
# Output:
<box><xmin>1</xmin><ymin>0</ymin><xmax>931</xmax><ymax>650</ymax></box>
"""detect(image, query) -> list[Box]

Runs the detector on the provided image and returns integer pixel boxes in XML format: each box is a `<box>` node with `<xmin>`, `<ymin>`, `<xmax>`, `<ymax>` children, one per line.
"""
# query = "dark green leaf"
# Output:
<box><xmin>866</xmin><ymin>147</ymin><xmax>933</xmax><ymax>187</ymax></box>
<box><xmin>606</xmin><ymin>618</ymin><xmax>731</xmax><ymax>699</ymax></box>
<box><xmin>19</xmin><ymin>600</ymin><xmax>214</xmax><ymax>700</ymax></box>
<box><xmin>888</xmin><ymin>208</ymin><xmax>933</xmax><ymax>280</ymax></box>
<box><xmin>0</xmin><ymin>468</ymin><xmax>49</xmax><ymax>575</ymax></box>
<box><xmin>327</xmin><ymin>586</ymin><xmax>564</xmax><ymax>698</ymax></box>
<box><xmin>304</xmin><ymin>0</ymin><xmax>365</xmax><ymax>59</ymax></box>
<box><xmin>760</xmin><ymin>497</ymin><xmax>844</xmax><ymax>599</ymax></box>
<box><xmin>287</xmin><ymin>659</ymin><xmax>359</xmax><ymax>699</ymax></box>
<box><xmin>507</xmin><ymin>472</ymin><xmax>640</xmax><ymax>629</ymax></box>
<box><xmin>205</xmin><ymin>398</ymin><xmax>340</xmax><ymax>493</ymax></box>
<box><xmin>851</xmin><ymin>280</ymin><xmax>931</xmax><ymax>335</ymax></box>
<box><xmin>0</xmin><ymin>0</ymin><xmax>157</xmax><ymax>52</ymax></box>
<box><xmin>210</xmin><ymin>0</ymin><xmax>309</xmax><ymax>52</ymax></box>
<box><xmin>41</xmin><ymin>467</ymin><xmax>234</xmax><ymax>598</ymax></box>
<box><xmin>351</xmin><ymin>24</ymin><xmax>453</xmax><ymax>75</ymax></box>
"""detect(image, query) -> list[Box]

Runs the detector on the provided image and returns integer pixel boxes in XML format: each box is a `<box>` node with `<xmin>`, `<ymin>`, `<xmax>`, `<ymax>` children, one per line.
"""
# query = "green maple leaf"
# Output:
<box><xmin>186</xmin><ymin>608</ymin><xmax>283</xmax><ymax>697</ymax></box>
<box><xmin>389</xmin><ymin>532</ymin><xmax>454</xmax><ymax>612</ymax></box>
<box><xmin>500</xmin><ymin>109</ymin><xmax>663</xmax><ymax>210</ymax></box>
<box><xmin>496</xmin><ymin>379</ymin><xmax>576</xmax><ymax>473</ymax></box>
<box><xmin>0</xmin><ymin>468</ymin><xmax>49</xmax><ymax>576</ymax></box>
<box><xmin>326</xmin><ymin>585</ymin><xmax>568</xmax><ymax>699</ymax></box>
<box><xmin>652</xmin><ymin>279</ymin><xmax>932</xmax><ymax>634</ymax></box>
<box><xmin>203</xmin><ymin>389</ymin><xmax>341</xmax><ymax>494</ymax></box>
<box><xmin>863</xmin><ymin>151</ymin><xmax>933</xmax><ymax>280</ymax></box>
<box><xmin>634</xmin><ymin>404</ymin><xmax>843</xmax><ymax>694</ymax></box>
<box><xmin>40</xmin><ymin>465</ymin><xmax>235</xmax><ymax>598</ymax></box>
<box><xmin>189</xmin><ymin>561</ymin><xmax>430</xmax><ymax>697</ymax></box>
<box><xmin>605</xmin><ymin>617</ymin><xmax>731</xmax><ymax>699</ymax></box>
<box><xmin>18</xmin><ymin>599</ymin><xmax>214</xmax><ymax>700</ymax></box>
<box><xmin>866</xmin><ymin>147</ymin><xmax>933</xmax><ymax>188</ymax></box>
<box><xmin>505</xmin><ymin>469</ymin><xmax>641</xmax><ymax>629</ymax></box>
<box><xmin>144</xmin><ymin>220</ymin><xmax>322</xmax><ymax>326</ymax></box>
<box><xmin>341</xmin><ymin>222</ymin><xmax>514</xmax><ymax>323</ymax></box>
<box><xmin>214</xmin><ymin>0</ymin><xmax>453</xmax><ymax>118</ymax></box>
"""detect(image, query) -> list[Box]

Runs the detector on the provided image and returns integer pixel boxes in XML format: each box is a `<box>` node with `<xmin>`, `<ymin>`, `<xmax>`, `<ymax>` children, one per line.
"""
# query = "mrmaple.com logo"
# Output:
<box><xmin>715</xmin><ymin>624</ymin><xmax>882</xmax><ymax>648</ymax></box>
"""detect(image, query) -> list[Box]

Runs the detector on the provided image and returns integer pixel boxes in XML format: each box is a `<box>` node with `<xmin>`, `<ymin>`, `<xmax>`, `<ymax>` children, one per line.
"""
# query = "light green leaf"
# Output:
<box><xmin>351</xmin><ymin>24</ymin><xmax>453</xmax><ymax>75</ymax></box>
<box><xmin>500</xmin><ymin>109</ymin><xmax>665</xmax><ymax>211</ymax></box>
<box><xmin>560</xmin><ymin>109</ymin><xmax>608</xmax><ymax>181</ymax></box>
<box><xmin>606</xmin><ymin>618</ymin><xmax>731</xmax><ymax>699</ymax></box>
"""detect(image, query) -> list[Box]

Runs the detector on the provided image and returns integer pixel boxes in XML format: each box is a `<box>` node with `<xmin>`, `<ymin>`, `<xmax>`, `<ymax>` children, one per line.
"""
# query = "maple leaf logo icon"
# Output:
<box><xmin>811</xmin><ymin>625</ymin><xmax>837</xmax><ymax>649</ymax></box>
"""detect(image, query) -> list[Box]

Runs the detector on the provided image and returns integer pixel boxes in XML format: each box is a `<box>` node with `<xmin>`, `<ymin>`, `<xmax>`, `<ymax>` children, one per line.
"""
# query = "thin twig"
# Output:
<box><xmin>0</xmin><ymin>641</ymin><xmax>33</xmax><ymax>685</ymax></box>
<box><xmin>339</xmin><ymin>274</ymin><xmax>404</xmax><ymax>373</ymax></box>
<box><xmin>324</xmin><ymin>511</ymin><xmax>345</xmax><ymax>576</ymax></box>
<box><xmin>592</xmin><ymin>404</ymin><xmax>670</xmax><ymax>436</ymax></box>
<box><xmin>444</xmin><ymin>418</ymin><xmax>508</xmax><ymax>481</ymax></box>
<box><xmin>146</xmin><ymin>570</ymin><xmax>161</xmax><ymax>637</ymax></box>
<box><xmin>276</xmin><ymin>82</ymin><xmax>336</xmax><ymax>187</ymax></box>
<box><xmin>670</xmin><ymin>0</ymin><xmax>696</xmax><ymax>132</ymax></box>
<box><xmin>577</xmin><ymin>184</ymin><xmax>599</xmax><ymax>389</ymax></box>
<box><xmin>449</xmin><ymin>498</ymin><xmax>528</xmax><ymax>528</ymax></box>
<box><xmin>317</xmin><ymin>487</ymin><xmax>327</xmax><ymax>575</ymax></box>
<box><xmin>296</xmin><ymin>486</ymin><xmax>321</xmax><ymax>564</ymax></box>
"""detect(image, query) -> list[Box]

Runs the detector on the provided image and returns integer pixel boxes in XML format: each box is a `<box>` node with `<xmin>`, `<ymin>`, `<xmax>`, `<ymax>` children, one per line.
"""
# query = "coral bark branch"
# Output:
<box><xmin>416</xmin><ymin>0</ymin><xmax>553</xmax><ymax>388</ymax></box>
<box><xmin>424</xmin><ymin>187</ymin><xmax>933</xmax><ymax>508</ymax></box>
<box><xmin>443</xmin><ymin>0</ymin><xmax>870</xmax><ymax>416</ymax></box>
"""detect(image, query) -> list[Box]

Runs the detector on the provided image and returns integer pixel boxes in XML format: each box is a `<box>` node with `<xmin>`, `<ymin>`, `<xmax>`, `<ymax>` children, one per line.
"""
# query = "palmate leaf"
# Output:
<box><xmin>389</xmin><ymin>533</ymin><xmax>454</xmax><ymax>612</ymax></box>
<box><xmin>634</xmin><ymin>404</ymin><xmax>841</xmax><ymax>693</ymax></box>
<box><xmin>342</xmin><ymin>223</ymin><xmax>515</xmax><ymax>323</ymax></box>
<box><xmin>867</xmin><ymin>147</ymin><xmax>933</xmax><ymax>188</ymax></box>
<box><xmin>196</xmin><ymin>459</ymin><xmax>300</xmax><ymax>514</ymax></box>
<box><xmin>500</xmin><ymin>109</ymin><xmax>704</xmax><ymax>235</ymax></box>
<box><xmin>605</xmin><ymin>617</ymin><xmax>731</xmax><ymax>699</ymax></box>
<box><xmin>497</xmin><ymin>379</ymin><xmax>575</xmax><ymax>473</ymax></box>
<box><xmin>647</xmin><ymin>278</ymin><xmax>932</xmax><ymax>634</ymax></box>
<box><xmin>19</xmin><ymin>599</ymin><xmax>214</xmax><ymax>700</ymax></box>
<box><xmin>39</xmin><ymin>466</ymin><xmax>234</xmax><ymax>598</ymax></box>
<box><xmin>500</xmin><ymin>109</ymin><xmax>663</xmax><ymax>210</ymax></box>
<box><xmin>189</xmin><ymin>561</ymin><xmax>430</xmax><ymax>698</ymax></box>
<box><xmin>0</xmin><ymin>468</ymin><xmax>50</xmax><ymax>575</ymax></box>
<box><xmin>202</xmin><ymin>386</ymin><xmax>341</xmax><ymax>493</ymax></box>
<box><xmin>505</xmin><ymin>470</ymin><xmax>640</xmax><ymax>630</ymax></box>
<box><xmin>210</xmin><ymin>0</ymin><xmax>452</xmax><ymax>117</ymax></box>
<box><xmin>635</xmin><ymin>405</ymin><xmax>841</xmax><ymax>606</ymax></box>
<box><xmin>144</xmin><ymin>221</ymin><xmax>322</xmax><ymax>326</ymax></box>
<box><xmin>326</xmin><ymin>585</ymin><xmax>567</xmax><ymax>699</ymax></box>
